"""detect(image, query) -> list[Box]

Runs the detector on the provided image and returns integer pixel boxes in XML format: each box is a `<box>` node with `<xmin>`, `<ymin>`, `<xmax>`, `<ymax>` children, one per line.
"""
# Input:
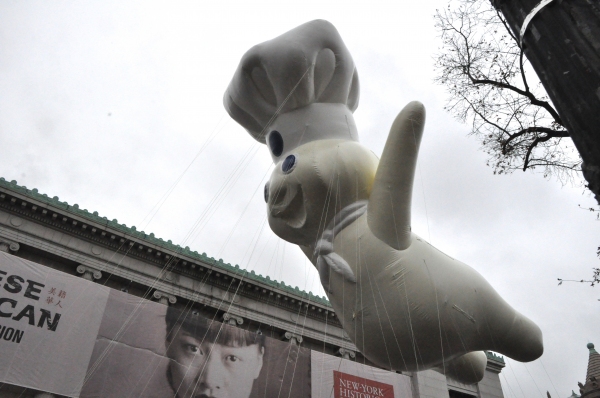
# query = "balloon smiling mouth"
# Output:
<box><xmin>269</xmin><ymin>185</ymin><xmax>307</xmax><ymax>229</ymax></box>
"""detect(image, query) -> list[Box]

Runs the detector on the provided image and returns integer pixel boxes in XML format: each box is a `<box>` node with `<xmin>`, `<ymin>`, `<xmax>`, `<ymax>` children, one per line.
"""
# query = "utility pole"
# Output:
<box><xmin>492</xmin><ymin>0</ymin><xmax>600</xmax><ymax>203</ymax></box>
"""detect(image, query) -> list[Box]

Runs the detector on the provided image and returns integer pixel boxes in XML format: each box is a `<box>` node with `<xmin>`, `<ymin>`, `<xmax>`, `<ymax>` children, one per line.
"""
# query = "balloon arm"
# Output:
<box><xmin>367</xmin><ymin>101</ymin><xmax>425</xmax><ymax>250</ymax></box>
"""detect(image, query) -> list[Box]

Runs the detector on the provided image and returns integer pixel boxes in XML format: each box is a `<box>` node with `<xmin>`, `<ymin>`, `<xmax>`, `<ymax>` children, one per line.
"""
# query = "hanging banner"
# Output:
<box><xmin>0</xmin><ymin>252</ymin><xmax>417</xmax><ymax>398</ymax></box>
<box><xmin>81</xmin><ymin>290</ymin><xmax>312</xmax><ymax>398</ymax></box>
<box><xmin>0</xmin><ymin>252</ymin><xmax>110</xmax><ymax>397</ymax></box>
<box><xmin>311</xmin><ymin>351</ymin><xmax>413</xmax><ymax>398</ymax></box>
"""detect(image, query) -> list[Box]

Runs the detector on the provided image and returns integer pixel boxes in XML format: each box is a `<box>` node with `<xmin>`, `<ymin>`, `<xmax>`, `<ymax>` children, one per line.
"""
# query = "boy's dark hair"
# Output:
<box><xmin>165</xmin><ymin>306</ymin><xmax>265</xmax><ymax>349</ymax></box>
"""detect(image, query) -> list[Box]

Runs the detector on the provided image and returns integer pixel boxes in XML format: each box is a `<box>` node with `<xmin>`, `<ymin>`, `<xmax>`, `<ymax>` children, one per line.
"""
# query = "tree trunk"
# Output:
<box><xmin>492</xmin><ymin>0</ymin><xmax>600</xmax><ymax>203</ymax></box>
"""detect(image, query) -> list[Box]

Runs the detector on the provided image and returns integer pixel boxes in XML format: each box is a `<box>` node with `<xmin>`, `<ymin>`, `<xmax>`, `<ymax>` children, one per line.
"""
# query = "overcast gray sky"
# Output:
<box><xmin>0</xmin><ymin>1</ymin><xmax>598</xmax><ymax>397</ymax></box>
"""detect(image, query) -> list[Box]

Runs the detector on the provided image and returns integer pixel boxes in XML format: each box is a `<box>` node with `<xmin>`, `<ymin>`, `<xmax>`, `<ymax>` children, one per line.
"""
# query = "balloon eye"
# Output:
<box><xmin>268</xmin><ymin>131</ymin><xmax>283</xmax><ymax>157</ymax></box>
<box><xmin>264</xmin><ymin>183</ymin><xmax>269</xmax><ymax>203</ymax></box>
<box><xmin>282</xmin><ymin>155</ymin><xmax>296</xmax><ymax>174</ymax></box>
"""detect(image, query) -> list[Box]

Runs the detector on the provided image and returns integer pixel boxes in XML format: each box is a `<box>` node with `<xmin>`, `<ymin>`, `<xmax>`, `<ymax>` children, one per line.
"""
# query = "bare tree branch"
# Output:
<box><xmin>523</xmin><ymin>135</ymin><xmax>552</xmax><ymax>170</ymax></box>
<box><xmin>434</xmin><ymin>0</ymin><xmax>581</xmax><ymax>185</ymax></box>
<box><xmin>503</xmin><ymin>127</ymin><xmax>569</xmax><ymax>154</ymax></box>
<box><xmin>466</xmin><ymin>74</ymin><xmax>564</xmax><ymax>125</ymax></box>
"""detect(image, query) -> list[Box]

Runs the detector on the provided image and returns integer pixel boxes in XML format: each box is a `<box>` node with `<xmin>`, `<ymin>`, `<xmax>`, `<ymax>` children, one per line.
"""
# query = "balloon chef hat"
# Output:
<box><xmin>224</xmin><ymin>20</ymin><xmax>360</xmax><ymax>162</ymax></box>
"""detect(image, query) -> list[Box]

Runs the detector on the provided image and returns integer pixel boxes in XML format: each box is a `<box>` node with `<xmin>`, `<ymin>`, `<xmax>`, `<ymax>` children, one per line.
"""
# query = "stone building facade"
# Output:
<box><xmin>0</xmin><ymin>177</ymin><xmax>506</xmax><ymax>397</ymax></box>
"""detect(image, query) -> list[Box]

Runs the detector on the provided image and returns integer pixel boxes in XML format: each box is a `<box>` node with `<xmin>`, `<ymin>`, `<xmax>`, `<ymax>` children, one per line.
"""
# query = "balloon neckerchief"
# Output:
<box><xmin>314</xmin><ymin>200</ymin><xmax>367</xmax><ymax>293</ymax></box>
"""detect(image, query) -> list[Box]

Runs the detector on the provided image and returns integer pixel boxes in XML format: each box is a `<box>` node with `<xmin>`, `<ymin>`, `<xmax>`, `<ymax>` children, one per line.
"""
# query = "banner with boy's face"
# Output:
<box><xmin>82</xmin><ymin>290</ymin><xmax>312</xmax><ymax>398</ymax></box>
<box><xmin>0</xmin><ymin>253</ymin><xmax>415</xmax><ymax>398</ymax></box>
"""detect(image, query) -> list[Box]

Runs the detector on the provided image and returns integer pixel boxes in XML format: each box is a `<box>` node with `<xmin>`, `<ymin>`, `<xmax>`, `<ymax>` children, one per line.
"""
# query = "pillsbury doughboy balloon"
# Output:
<box><xmin>224</xmin><ymin>20</ymin><xmax>543</xmax><ymax>384</ymax></box>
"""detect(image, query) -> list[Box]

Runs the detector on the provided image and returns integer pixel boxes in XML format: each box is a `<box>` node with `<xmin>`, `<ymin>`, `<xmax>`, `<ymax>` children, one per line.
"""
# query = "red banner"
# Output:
<box><xmin>334</xmin><ymin>370</ymin><xmax>395</xmax><ymax>398</ymax></box>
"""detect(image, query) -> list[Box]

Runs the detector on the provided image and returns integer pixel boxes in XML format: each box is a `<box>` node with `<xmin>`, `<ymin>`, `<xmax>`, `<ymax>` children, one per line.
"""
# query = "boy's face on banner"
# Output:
<box><xmin>167</xmin><ymin>328</ymin><xmax>264</xmax><ymax>398</ymax></box>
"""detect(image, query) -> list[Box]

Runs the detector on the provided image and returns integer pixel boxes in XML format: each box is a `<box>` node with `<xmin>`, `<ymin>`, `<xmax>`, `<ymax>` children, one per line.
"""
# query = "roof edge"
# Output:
<box><xmin>0</xmin><ymin>177</ymin><xmax>330</xmax><ymax>306</ymax></box>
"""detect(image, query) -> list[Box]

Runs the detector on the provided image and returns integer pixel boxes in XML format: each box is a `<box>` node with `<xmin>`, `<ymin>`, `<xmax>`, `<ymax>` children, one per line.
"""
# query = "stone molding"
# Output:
<box><xmin>0</xmin><ymin>219</ymin><xmax>356</xmax><ymax>351</ymax></box>
<box><xmin>0</xmin><ymin>185</ymin><xmax>334</xmax><ymax>312</ymax></box>
<box><xmin>222</xmin><ymin>312</ymin><xmax>244</xmax><ymax>326</ymax></box>
<box><xmin>0</xmin><ymin>237</ymin><xmax>20</xmax><ymax>253</ymax></box>
<box><xmin>76</xmin><ymin>264</ymin><xmax>102</xmax><ymax>281</ymax></box>
<box><xmin>153</xmin><ymin>290</ymin><xmax>177</xmax><ymax>305</ymax></box>
<box><xmin>283</xmin><ymin>331</ymin><xmax>303</xmax><ymax>345</ymax></box>
<box><xmin>337</xmin><ymin>347</ymin><xmax>356</xmax><ymax>360</ymax></box>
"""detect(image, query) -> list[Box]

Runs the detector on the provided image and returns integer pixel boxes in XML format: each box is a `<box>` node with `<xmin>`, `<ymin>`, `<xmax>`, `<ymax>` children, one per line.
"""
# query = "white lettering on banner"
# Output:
<box><xmin>311</xmin><ymin>351</ymin><xmax>412</xmax><ymax>398</ymax></box>
<box><xmin>334</xmin><ymin>370</ymin><xmax>393</xmax><ymax>398</ymax></box>
<box><xmin>338</xmin><ymin>387</ymin><xmax>387</xmax><ymax>398</ymax></box>
<box><xmin>338</xmin><ymin>379</ymin><xmax>385</xmax><ymax>397</ymax></box>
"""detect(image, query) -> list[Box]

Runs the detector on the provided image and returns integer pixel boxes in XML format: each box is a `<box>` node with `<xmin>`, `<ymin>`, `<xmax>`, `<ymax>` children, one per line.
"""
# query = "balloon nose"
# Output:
<box><xmin>270</xmin><ymin>184</ymin><xmax>287</xmax><ymax>206</ymax></box>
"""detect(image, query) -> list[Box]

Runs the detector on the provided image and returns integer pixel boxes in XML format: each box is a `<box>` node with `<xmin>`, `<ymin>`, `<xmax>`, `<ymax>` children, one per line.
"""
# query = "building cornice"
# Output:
<box><xmin>0</xmin><ymin>179</ymin><xmax>355</xmax><ymax>348</ymax></box>
<box><xmin>0</xmin><ymin>178</ymin><xmax>332</xmax><ymax>311</ymax></box>
<box><xmin>485</xmin><ymin>351</ymin><xmax>506</xmax><ymax>373</ymax></box>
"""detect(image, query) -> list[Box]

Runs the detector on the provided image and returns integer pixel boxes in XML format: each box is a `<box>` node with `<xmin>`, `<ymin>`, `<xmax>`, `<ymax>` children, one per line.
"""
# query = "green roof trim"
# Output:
<box><xmin>485</xmin><ymin>351</ymin><xmax>505</xmax><ymax>364</ymax></box>
<box><xmin>0</xmin><ymin>177</ymin><xmax>331</xmax><ymax>306</ymax></box>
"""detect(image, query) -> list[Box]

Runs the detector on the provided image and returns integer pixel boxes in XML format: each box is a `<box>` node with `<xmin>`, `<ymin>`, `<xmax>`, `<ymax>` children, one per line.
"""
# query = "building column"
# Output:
<box><xmin>222</xmin><ymin>312</ymin><xmax>244</xmax><ymax>326</ymax></box>
<box><xmin>0</xmin><ymin>238</ymin><xmax>20</xmax><ymax>253</ymax></box>
<box><xmin>337</xmin><ymin>347</ymin><xmax>356</xmax><ymax>360</ymax></box>
<box><xmin>76</xmin><ymin>265</ymin><xmax>102</xmax><ymax>281</ymax></box>
<box><xmin>282</xmin><ymin>331</ymin><xmax>303</xmax><ymax>346</ymax></box>
<box><xmin>153</xmin><ymin>290</ymin><xmax>177</xmax><ymax>306</ymax></box>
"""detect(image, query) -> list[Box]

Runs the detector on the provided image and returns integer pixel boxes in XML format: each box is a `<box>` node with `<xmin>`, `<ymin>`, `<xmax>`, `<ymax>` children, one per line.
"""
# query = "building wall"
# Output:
<box><xmin>477</xmin><ymin>371</ymin><xmax>505</xmax><ymax>398</ymax></box>
<box><xmin>413</xmin><ymin>370</ymin><xmax>451</xmax><ymax>398</ymax></box>
<box><xmin>0</xmin><ymin>179</ymin><xmax>506</xmax><ymax>398</ymax></box>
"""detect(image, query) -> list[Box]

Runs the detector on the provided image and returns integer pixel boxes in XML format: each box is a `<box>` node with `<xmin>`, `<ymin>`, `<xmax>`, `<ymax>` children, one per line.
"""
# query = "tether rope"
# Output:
<box><xmin>83</xmin><ymin>67</ymin><xmax>313</xmax><ymax>390</ymax></box>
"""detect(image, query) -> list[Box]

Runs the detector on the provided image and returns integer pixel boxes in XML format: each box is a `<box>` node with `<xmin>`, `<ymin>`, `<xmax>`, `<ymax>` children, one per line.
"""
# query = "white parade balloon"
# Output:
<box><xmin>224</xmin><ymin>19</ymin><xmax>543</xmax><ymax>384</ymax></box>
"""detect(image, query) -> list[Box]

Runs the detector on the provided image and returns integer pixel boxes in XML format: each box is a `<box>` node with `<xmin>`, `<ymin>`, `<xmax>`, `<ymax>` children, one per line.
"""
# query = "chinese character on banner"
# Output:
<box><xmin>46</xmin><ymin>296</ymin><xmax>54</xmax><ymax>305</ymax></box>
<box><xmin>55</xmin><ymin>301</ymin><xmax>63</xmax><ymax>308</ymax></box>
<box><xmin>58</xmin><ymin>290</ymin><xmax>66</xmax><ymax>299</ymax></box>
<box><xmin>48</xmin><ymin>287</ymin><xmax>56</xmax><ymax>295</ymax></box>
<box><xmin>333</xmin><ymin>370</ymin><xmax>394</xmax><ymax>398</ymax></box>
